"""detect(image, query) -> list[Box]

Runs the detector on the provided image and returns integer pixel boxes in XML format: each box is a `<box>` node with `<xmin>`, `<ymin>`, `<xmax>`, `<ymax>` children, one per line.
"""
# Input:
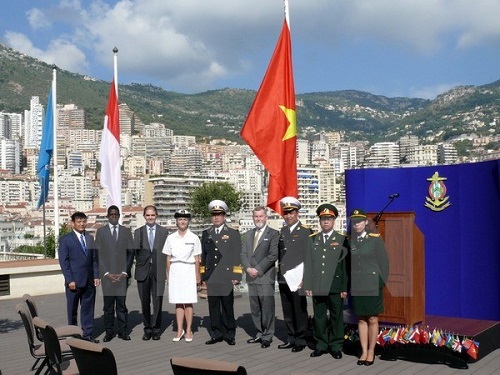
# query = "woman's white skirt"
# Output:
<box><xmin>168</xmin><ymin>262</ymin><xmax>198</xmax><ymax>304</ymax></box>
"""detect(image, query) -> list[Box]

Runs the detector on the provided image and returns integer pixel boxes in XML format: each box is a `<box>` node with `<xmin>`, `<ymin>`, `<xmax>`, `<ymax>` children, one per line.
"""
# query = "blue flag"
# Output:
<box><xmin>37</xmin><ymin>88</ymin><xmax>54</xmax><ymax>209</ymax></box>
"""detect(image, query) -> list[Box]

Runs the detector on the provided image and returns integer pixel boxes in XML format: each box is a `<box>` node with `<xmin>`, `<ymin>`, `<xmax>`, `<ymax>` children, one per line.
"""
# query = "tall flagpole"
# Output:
<box><xmin>113</xmin><ymin>47</ymin><xmax>119</xmax><ymax>98</ymax></box>
<box><xmin>284</xmin><ymin>0</ymin><xmax>290</xmax><ymax>27</ymax></box>
<box><xmin>52</xmin><ymin>66</ymin><xmax>60</xmax><ymax>257</ymax></box>
<box><xmin>112</xmin><ymin>47</ymin><xmax>123</xmax><ymax>224</ymax></box>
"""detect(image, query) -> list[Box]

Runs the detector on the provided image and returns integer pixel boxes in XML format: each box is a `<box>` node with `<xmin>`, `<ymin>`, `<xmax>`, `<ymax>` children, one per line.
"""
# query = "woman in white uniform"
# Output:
<box><xmin>163</xmin><ymin>209</ymin><xmax>201</xmax><ymax>342</ymax></box>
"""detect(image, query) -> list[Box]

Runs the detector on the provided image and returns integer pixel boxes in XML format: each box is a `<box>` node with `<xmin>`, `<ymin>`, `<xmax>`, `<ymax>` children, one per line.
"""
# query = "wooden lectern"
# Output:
<box><xmin>369</xmin><ymin>212</ymin><xmax>425</xmax><ymax>326</ymax></box>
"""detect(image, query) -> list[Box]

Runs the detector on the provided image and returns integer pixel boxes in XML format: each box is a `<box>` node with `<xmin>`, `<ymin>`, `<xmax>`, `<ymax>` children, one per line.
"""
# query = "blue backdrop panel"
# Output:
<box><xmin>345</xmin><ymin>160</ymin><xmax>500</xmax><ymax>320</ymax></box>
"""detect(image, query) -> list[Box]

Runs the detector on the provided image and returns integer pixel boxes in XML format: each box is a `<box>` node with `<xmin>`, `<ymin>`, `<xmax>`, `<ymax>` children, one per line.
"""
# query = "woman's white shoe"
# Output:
<box><xmin>172</xmin><ymin>330</ymin><xmax>185</xmax><ymax>342</ymax></box>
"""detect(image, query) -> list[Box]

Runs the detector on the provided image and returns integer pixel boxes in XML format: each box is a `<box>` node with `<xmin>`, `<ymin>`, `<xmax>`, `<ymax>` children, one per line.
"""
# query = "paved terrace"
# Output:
<box><xmin>1</xmin><ymin>283</ymin><xmax>499</xmax><ymax>375</ymax></box>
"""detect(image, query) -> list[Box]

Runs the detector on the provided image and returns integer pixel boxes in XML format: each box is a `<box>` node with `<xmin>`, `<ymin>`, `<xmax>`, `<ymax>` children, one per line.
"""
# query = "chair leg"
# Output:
<box><xmin>31</xmin><ymin>358</ymin><xmax>41</xmax><ymax>371</ymax></box>
<box><xmin>43</xmin><ymin>363</ymin><xmax>58</xmax><ymax>375</ymax></box>
<box><xmin>34</xmin><ymin>358</ymin><xmax>47</xmax><ymax>375</ymax></box>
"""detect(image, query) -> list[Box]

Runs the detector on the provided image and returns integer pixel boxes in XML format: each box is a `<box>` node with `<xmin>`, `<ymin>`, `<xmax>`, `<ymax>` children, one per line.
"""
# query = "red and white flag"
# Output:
<box><xmin>99</xmin><ymin>79</ymin><xmax>121</xmax><ymax>211</ymax></box>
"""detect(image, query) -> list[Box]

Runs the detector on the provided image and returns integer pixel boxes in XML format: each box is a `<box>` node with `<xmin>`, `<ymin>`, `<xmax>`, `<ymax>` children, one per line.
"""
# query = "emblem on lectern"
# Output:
<box><xmin>424</xmin><ymin>171</ymin><xmax>451</xmax><ymax>211</ymax></box>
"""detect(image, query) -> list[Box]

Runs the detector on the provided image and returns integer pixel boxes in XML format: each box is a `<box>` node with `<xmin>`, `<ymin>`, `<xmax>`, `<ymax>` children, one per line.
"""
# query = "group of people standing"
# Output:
<box><xmin>58</xmin><ymin>205</ymin><xmax>169</xmax><ymax>343</ymax></box>
<box><xmin>240</xmin><ymin>197</ymin><xmax>389</xmax><ymax>367</ymax></box>
<box><xmin>57</xmin><ymin>197</ymin><xmax>389</xmax><ymax>366</ymax></box>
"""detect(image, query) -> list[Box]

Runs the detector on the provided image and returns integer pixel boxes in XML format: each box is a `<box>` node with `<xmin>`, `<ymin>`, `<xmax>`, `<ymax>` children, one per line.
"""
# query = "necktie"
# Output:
<box><xmin>357</xmin><ymin>236</ymin><xmax>363</xmax><ymax>243</ymax></box>
<box><xmin>324</xmin><ymin>234</ymin><xmax>328</xmax><ymax>244</ymax></box>
<box><xmin>148</xmin><ymin>227</ymin><xmax>154</xmax><ymax>251</ymax></box>
<box><xmin>112</xmin><ymin>225</ymin><xmax>118</xmax><ymax>243</ymax></box>
<box><xmin>80</xmin><ymin>234</ymin><xmax>87</xmax><ymax>256</ymax></box>
<box><xmin>253</xmin><ymin>229</ymin><xmax>261</xmax><ymax>252</ymax></box>
<box><xmin>215</xmin><ymin>228</ymin><xmax>220</xmax><ymax>235</ymax></box>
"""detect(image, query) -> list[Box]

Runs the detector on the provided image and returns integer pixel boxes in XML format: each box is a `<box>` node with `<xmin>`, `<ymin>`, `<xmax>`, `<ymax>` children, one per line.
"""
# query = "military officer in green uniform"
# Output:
<box><xmin>305</xmin><ymin>203</ymin><xmax>348</xmax><ymax>359</ymax></box>
<box><xmin>349</xmin><ymin>208</ymin><xmax>389</xmax><ymax>366</ymax></box>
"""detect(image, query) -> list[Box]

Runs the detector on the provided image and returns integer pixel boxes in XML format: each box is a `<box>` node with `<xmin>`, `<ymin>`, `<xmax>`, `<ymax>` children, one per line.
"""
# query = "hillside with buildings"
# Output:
<box><xmin>1</xmin><ymin>42</ymin><xmax>500</xmax><ymax>259</ymax></box>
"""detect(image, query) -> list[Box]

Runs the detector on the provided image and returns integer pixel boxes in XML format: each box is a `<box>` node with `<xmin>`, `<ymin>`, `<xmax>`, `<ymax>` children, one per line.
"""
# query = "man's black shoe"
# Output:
<box><xmin>310</xmin><ymin>349</ymin><xmax>327</xmax><ymax>357</ymax></box>
<box><xmin>247</xmin><ymin>337</ymin><xmax>261</xmax><ymax>344</ymax></box>
<box><xmin>103</xmin><ymin>334</ymin><xmax>114</xmax><ymax>342</ymax></box>
<box><xmin>224</xmin><ymin>338</ymin><xmax>236</xmax><ymax>346</ymax></box>
<box><xmin>118</xmin><ymin>333</ymin><xmax>131</xmax><ymax>341</ymax></box>
<box><xmin>261</xmin><ymin>341</ymin><xmax>271</xmax><ymax>348</ymax></box>
<box><xmin>142</xmin><ymin>333</ymin><xmax>152</xmax><ymax>341</ymax></box>
<box><xmin>205</xmin><ymin>337</ymin><xmax>223</xmax><ymax>345</ymax></box>
<box><xmin>291</xmin><ymin>345</ymin><xmax>305</xmax><ymax>353</ymax></box>
<box><xmin>85</xmin><ymin>337</ymin><xmax>99</xmax><ymax>343</ymax></box>
<box><xmin>278</xmin><ymin>342</ymin><xmax>294</xmax><ymax>349</ymax></box>
<box><xmin>331</xmin><ymin>350</ymin><xmax>343</xmax><ymax>359</ymax></box>
<box><xmin>152</xmin><ymin>333</ymin><xmax>161</xmax><ymax>340</ymax></box>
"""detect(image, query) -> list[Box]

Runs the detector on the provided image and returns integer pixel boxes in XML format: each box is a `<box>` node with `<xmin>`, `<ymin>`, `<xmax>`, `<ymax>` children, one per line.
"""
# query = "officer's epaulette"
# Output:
<box><xmin>368</xmin><ymin>233</ymin><xmax>381</xmax><ymax>237</ymax></box>
<box><xmin>300</xmin><ymin>224</ymin><xmax>314</xmax><ymax>234</ymax></box>
<box><xmin>309</xmin><ymin>231</ymin><xmax>321</xmax><ymax>237</ymax></box>
<box><xmin>338</xmin><ymin>231</ymin><xmax>346</xmax><ymax>236</ymax></box>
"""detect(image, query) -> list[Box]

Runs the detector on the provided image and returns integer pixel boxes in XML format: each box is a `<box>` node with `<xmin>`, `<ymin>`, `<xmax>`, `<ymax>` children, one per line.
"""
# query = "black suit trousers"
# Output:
<box><xmin>278</xmin><ymin>282</ymin><xmax>308</xmax><ymax>346</ymax></box>
<box><xmin>103</xmin><ymin>280</ymin><xmax>128</xmax><ymax>334</ymax></box>
<box><xmin>137</xmin><ymin>265</ymin><xmax>163</xmax><ymax>333</ymax></box>
<box><xmin>207</xmin><ymin>289</ymin><xmax>235</xmax><ymax>340</ymax></box>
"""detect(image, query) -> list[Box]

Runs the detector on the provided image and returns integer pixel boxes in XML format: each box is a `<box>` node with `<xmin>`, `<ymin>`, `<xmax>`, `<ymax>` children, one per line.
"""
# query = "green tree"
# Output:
<box><xmin>189</xmin><ymin>182</ymin><xmax>243</xmax><ymax>221</ymax></box>
<box><xmin>485</xmin><ymin>141</ymin><xmax>500</xmax><ymax>150</ymax></box>
<box><xmin>41</xmin><ymin>223</ymin><xmax>72</xmax><ymax>258</ymax></box>
<box><xmin>16</xmin><ymin>244</ymin><xmax>43</xmax><ymax>254</ymax></box>
<box><xmin>453</xmin><ymin>140</ymin><xmax>472</xmax><ymax>157</ymax></box>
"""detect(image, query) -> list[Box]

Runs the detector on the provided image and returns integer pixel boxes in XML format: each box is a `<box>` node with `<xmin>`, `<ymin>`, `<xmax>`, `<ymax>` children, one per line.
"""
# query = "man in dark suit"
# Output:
<box><xmin>95</xmin><ymin>205</ymin><xmax>134</xmax><ymax>342</ymax></box>
<box><xmin>241</xmin><ymin>206</ymin><xmax>279</xmax><ymax>348</ymax></box>
<box><xmin>277</xmin><ymin>197</ymin><xmax>310</xmax><ymax>352</ymax></box>
<box><xmin>133</xmin><ymin>205</ymin><xmax>168</xmax><ymax>340</ymax></box>
<box><xmin>201</xmin><ymin>200</ymin><xmax>242</xmax><ymax>346</ymax></box>
<box><xmin>305</xmin><ymin>203</ymin><xmax>348</xmax><ymax>359</ymax></box>
<box><xmin>59</xmin><ymin>211</ymin><xmax>100</xmax><ymax>342</ymax></box>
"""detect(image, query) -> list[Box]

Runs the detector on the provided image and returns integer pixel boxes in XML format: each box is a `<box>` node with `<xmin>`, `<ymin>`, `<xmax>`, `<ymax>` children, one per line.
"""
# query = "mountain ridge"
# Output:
<box><xmin>1</xmin><ymin>42</ymin><xmax>499</xmax><ymax>144</ymax></box>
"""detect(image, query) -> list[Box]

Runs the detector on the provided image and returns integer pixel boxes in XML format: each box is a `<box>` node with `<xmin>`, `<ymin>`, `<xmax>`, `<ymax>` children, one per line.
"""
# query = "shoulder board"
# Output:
<box><xmin>368</xmin><ymin>233</ymin><xmax>381</xmax><ymax>237</ymax></box>
<box><xmin>309</xmin><ymin>231</ymin><xmax>321</xmax><ymax>238</ymax></box>
<box><xmin>337</xmin><ymin>231</ymin><xmax>346</xmax><ymax>236</ymax></box>
<box><xmin>300</xmin><ymin>224</ymin><xmax>310</xmax><ymax>229</ymax></box>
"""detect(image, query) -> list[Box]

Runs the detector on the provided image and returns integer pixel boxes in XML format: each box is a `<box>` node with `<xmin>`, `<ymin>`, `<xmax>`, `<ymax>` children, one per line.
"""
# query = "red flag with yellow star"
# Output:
<box><xmin>240</xmin><ymin>19</ymin><xmax>298</xmax><ymax>214</ymax></box>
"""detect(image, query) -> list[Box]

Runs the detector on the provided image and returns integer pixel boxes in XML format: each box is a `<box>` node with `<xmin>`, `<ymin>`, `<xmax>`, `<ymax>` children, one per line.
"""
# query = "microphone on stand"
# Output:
<box><xmin>373</xmin><ymin>193</ymin><xmax>400</xmax><ymax>227</ymax></box>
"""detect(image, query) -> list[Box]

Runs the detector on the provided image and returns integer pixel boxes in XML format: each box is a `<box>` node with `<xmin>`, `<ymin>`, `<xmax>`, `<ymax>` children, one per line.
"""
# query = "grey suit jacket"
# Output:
<box><xmin>241</xmin><ymin>225</ymin><xmax>279</xmax><ymax>285</ymax></box>
<box><xmin>96</xmin><ymin>224</ymin><xmax>134</xmax><ymax>296</ymax></box>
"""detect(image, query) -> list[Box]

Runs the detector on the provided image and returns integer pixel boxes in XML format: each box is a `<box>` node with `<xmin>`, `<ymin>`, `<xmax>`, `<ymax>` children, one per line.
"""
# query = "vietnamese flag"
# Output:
<box><xmin>241</xmin><ymin>19</ymin><xmax>298</xmax><ymax>215</ymax></box>
<box><xmin>467</xmin><ymin>341</ymin><xmax>479</xmax><ymax>360</ymax></box>
<box><xmin>99</xmin><ymin>79</ymin><xmax>122</xmax><ymax>211</ymax></box>
<box><xmin>420</xmin><ymin>328</ymin><xmax>430</xmax><ymax>344</ymax></box>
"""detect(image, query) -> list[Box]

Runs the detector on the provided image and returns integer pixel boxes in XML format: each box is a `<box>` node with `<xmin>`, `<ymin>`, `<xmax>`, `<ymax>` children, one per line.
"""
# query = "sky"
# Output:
<box><xmin>1</xmin><ymin>0</ymin><xmax>500</xmax><ymax>100</ymax></box>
